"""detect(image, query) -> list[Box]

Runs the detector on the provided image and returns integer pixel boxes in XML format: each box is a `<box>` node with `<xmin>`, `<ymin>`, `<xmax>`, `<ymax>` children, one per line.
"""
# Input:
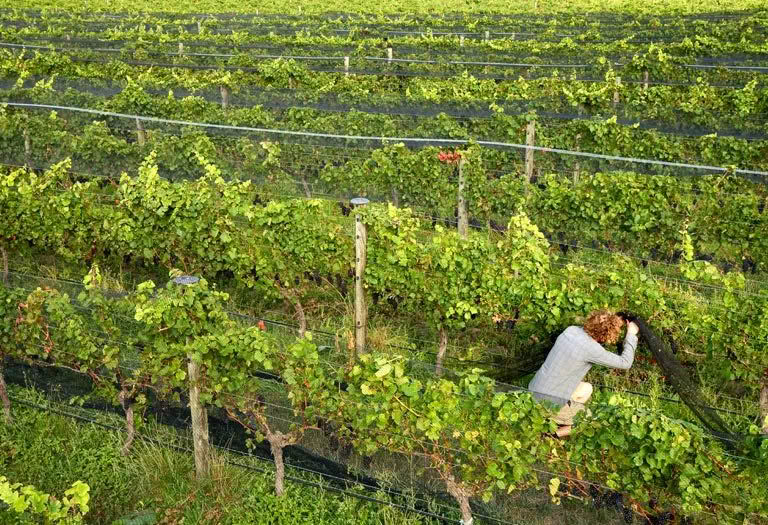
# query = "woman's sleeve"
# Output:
<box><xmin>586</xmin><ymin>334</ymin><xmax>637</xmax><ymax>369</ymax></box>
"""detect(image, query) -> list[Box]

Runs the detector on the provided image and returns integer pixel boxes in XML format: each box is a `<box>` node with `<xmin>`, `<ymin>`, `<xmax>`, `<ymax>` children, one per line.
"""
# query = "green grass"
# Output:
<box><xmin>0</xmin><ymin>387</ymin><xmax>431</xmax><ymax>525</ymax></box>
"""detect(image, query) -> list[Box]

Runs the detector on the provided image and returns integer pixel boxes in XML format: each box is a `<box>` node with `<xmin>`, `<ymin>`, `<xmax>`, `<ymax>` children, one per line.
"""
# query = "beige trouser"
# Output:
<box><xmin>554</xmin><ymin>382</ymin><xmax>593</xmax><ymax>426</ymax></box>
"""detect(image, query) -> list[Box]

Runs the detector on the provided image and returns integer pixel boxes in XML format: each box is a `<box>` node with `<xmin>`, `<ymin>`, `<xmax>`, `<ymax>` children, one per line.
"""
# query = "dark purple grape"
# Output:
<box><xmin>622</xmin><ymin>506</ymin><xmax>633</xmax><ymax>524</ymax></box>
<box><xmin>589</xmin><ymin>485</ymin><xmax>602</xmax><ymax>508</ymax></box>
<box><xmin>608</xmin><ymin>492</ymin><xmax>623</xmax><ymax>510</ymax></box>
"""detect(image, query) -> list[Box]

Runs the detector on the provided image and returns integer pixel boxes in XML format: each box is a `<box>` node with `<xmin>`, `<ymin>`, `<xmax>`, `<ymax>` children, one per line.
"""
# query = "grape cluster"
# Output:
<box><xmin>648</xmin><ymin>512</ymin><xmax>675</xmax><ymax>525</ymax></box>
<box><xmin>589</xmin><ymin>487</ymin><xmax>635</xmax><ymax>523</ymax></box>
<box><xmin>437</xmin><ymin>151</ymin><xmax>462</xmax><ymax>164</ymax></box>
<box><xmin>337</xmin><ymin>202</ymin><xmax>351</xmax><ymax>216</ymax></box>
<box><xmin>589</xmin><ymin>485</ymin><xmax>601</xmax><ymax>508</ymax></box>
<box><xmin>591</xmin><ymin>489</ymin><xmax>624</xmax><ymax>510</ymax></box>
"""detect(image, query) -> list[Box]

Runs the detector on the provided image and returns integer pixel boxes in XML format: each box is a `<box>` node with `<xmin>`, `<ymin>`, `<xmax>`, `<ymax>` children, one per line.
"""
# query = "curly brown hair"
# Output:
<box><xmin>583</xmin><ymin>310</ymin><xmax>623</xmax><ymax>344</ymax></box>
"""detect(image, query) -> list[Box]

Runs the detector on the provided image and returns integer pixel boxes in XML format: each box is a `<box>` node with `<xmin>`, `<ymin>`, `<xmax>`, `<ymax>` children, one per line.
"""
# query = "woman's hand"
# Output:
<box><xmin>626</xmin><ymin>320</ymin><xmax>639</xmax><ymax>336</ymax></box>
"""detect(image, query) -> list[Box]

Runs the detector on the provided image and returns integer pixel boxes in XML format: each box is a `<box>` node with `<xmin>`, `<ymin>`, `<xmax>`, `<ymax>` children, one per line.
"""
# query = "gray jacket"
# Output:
<box><xmin>528</xmin><ymin>325</ymin><xmax>637</xmax><ymax>407</ymax></box>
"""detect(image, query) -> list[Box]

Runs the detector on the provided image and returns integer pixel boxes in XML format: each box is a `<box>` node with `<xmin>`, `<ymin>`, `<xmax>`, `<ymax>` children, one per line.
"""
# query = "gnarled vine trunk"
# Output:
<box><xmin>224</xmin><ymin>408</ymin><xmax>301</xmax><ymax>497</ymax></box>
<box><xmin>443</xmin><ymin>468</ymin><xmax>474</xmax><ymax>525</ymax></box>
<box><xmin>268</xmin><ymin>432</ymin><xmax>294</xmax><ymax>497</ymax></box>
<box><xmin>0</xmin><ymin>357</ymin><xmax>11</xmax><ymax>423</ymax></box>
<box><xmin>279</xmin><ymin>287</ymin><xmax>306</xmax><ymax>337</ymax></box>
<box><xmin>220</xmin><ymin>85</ymin><xmax>230</xmax><ymax>108</ymax></box>
<box><xmin>281</xmin><ymin>166</ymin><xmax>311</xmax><ymax>198</ymax></box>
<box><xmin>435</xmin><ymin>327</ymin><xmax>448</xmax><ymax>377</ymax></box>
<box><xmin>300</xmin><ymin>175</ymin><xmax>312</xmax><ymax>198</ymax></box>
<box><xmin>119</xmin><ymin>388</ymin><xmax>135</xmax><ymax>455</ymax></box>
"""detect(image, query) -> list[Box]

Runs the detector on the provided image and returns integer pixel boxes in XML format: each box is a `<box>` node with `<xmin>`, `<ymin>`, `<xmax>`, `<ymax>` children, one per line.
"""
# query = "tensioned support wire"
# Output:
<box><xmin>5</xmin><ymin>394</ymin><xmax>468</xmax><ymax>525</ymax></box>
<box><xmin>7</xmin><ymin>41</ymin><xmax>768</xmax><ymax>71</ymax></box>
<box><xmin>3</xmin><ymin>373</ymin><xmax>757</xmax><ymax>524</ymax></box>
<box><xmin>5</xmin><ymin>102</ymin><xmax>768</xmax><ymax>179</ymax></box>
<box><xmin>2</xmin><ymin>269</ymin><xmax>760</xmax><ymax>422</ymax></box>
<box><xmin>20</xmin><ymin>388</ymin><xmax>734</xmax><ymax>524</ymax></box>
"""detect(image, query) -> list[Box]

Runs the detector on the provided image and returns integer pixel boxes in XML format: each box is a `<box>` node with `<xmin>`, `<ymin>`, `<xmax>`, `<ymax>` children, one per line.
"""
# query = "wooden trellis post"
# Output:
<box><xmin>525</xmin><ymin>120</ymin><xmax>536</xmax><ymax>182</ymax></box>
<box><xmin>573</xmin><ymin>133</ymin><xmax>582</xmax><ymax>184</ymax></box>
<box><xmin>344</xmin><ymin>56</ymin><xmax>350</xmax><ymax>76</ymax></box>
<box><xmin>187</xmin><ymin>356</ymin><xmax>210</xmax><ymax>479</ymax></box>
<box><xmin>457</xmin><ymin>158</ymin><xmax>468</xmax><ymax>238</ymax></box>
<box><xmin>23</xmin><ymin>127</ymin><xmax>31</xmax><ymax>161</ymax></box>
<box><xmin>135</xmin><ymin>118</ymin><xmax>146</xmax><ymax>146</ymax></box>
<box><xmin>387</xmin><ymin>47</ymin><xmax>393</xmax><ymax>64</ymax></box>
<box><xmin>351</xmin><ymin>198</ymin><xmax>369</xmax><ymax>356</ymax></box>
<box><xmin>172</xmin><ymin>275</ymin><xmax>210</xmax><ymax>480</ymax></box>
<box><xmin>613</xmin><ymin>76</ymin><xmax>622</xmax><ymax>110</ymax></box>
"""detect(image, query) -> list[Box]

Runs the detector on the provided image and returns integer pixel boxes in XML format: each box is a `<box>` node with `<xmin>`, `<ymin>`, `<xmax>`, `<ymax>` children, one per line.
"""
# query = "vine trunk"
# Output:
<box><xmin>435</xmin><ymin>327</ymin><xmax>448</xmax><ymax>377</ymax></box>
<box><xmin>268</xmin><ymin>433</ymin><xmax>293</xmax><ymax>497</ymax></box>
<box><xmin>119</xmin><ymin>388</ymin><xmax>135</xmax><ymax>455</ymax></box>
<box><xmin>279</xmin><ymin>288</ymin><xmax>306</xmax><ymax>337</ymax></box>
<box><xmin>442</xmin><ymin>467</ymin><xmax>474</xmax><ymax>525</ymax></box>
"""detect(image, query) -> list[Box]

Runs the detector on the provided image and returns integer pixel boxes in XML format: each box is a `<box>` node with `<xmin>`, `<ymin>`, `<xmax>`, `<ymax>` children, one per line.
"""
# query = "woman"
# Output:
<box><xmin>528</xmin><ymin>310</ymin><xmax>639</xmax><ymax>437</ymax></box>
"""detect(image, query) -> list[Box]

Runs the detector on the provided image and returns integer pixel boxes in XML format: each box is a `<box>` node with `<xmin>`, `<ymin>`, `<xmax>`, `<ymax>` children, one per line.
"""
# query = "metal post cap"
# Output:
<box><xmin>172</xmin><ymin>275</ymin><xmax>200</xmax><ymax>286</ymax></box>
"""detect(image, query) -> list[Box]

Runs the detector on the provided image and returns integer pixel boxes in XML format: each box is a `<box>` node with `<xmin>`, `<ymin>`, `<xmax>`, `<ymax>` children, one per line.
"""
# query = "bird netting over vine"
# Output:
<box><xmin>629</xmin><ymin>315</ymin><xmax>736</xmax><ymax>441</ymax></box>
<box><xmin>2</xmin><ymin>76</ymin><xmax>765</xmax><ymax>140</ymax></box>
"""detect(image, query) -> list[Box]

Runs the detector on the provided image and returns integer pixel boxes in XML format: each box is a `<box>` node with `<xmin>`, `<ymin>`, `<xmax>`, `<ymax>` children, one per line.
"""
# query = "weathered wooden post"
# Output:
<box><xmin>135</xmin><ymin>118</ymin><xmax>146</xmax><ymax>146</ymax></box>
<box><xmin>173</xmin><ymin>275</ymin><xmax>210</xmax><ymax>480</ymax></box>
<box><xmin>484</xmin><ymin>30</ymin><xmax>490</xmax><ymax>42</ymax></box>
<box><xmin>387</xmin><ymin>46</ymin><xmax>393</xmax><ymax>64</ymax></box>
<box><xmin>613</xmin><ymin>76</ymin><xmax>621</xmax><ymax>110</ymax></box>
<box><xmin>351</xmin><ymin>198</ymin><xmax>369</xmax><ymax>356</ymax></box>
<box><xmin>23</xmin><ymin>127</ymin><xmax>31</xmax><ymax>161</ymax></box>
<box><xmin>178</xmin><ymin>42</ymin><xmax>184</xmax><ymax>56</ymax></box>
<box><xmin>573</xmin><ymin>133</ymin><xmax>582</xmax><ymax>184</ymax></box>
<box><xmin>344</xmin><ymin>56</ymin><xmax>350</xmax><ymax>77</ymax></box>
<box><xmin>457</xmin><ymin>158</ymin><xmax>468</xmax><ymax>238</ymax></box>
<box><xmin>643</xmin><ymin>70</ymin><xmax>650</xmax><ymax>90</ymax></box>
<box><xmin>459</xmin><ymin>34</ymin><xmax>465</xmax><ymax>47</ymax></box>
<box><xmin>525</xmin><ymin>120</ymin><xmax>536</xmax><ymax>182</ymax></box>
